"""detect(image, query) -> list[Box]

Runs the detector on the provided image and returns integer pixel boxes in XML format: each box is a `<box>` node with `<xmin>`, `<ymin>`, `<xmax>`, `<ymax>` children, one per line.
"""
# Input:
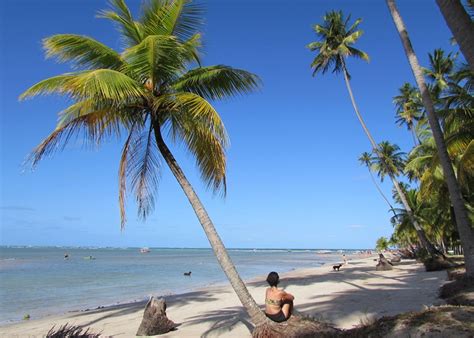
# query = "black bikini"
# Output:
<box><xmin>265</xmin><ymin>310</ymin><xmax>287</xmax><ymax>323</ymax></box>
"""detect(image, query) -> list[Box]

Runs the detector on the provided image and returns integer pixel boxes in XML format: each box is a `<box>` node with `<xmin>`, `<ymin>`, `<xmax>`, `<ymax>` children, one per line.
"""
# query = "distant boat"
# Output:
<box><xmin>140</xmin><ymin>247</ymin><xmax>150</xmax><ymax>253</ymax></box>
<box><xmin>83</xmin><ymin>256</ymin><xmax>96</xmax><ymax>260</ymax></box>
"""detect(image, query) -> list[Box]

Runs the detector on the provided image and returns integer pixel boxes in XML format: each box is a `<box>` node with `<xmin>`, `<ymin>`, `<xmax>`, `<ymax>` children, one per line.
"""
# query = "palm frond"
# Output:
<box><xmin>141</xmin><ymin>0</ymin><xmax>204</xmax><ymax>41</ymax></box>
<box><xmin>20</xmin><ymin>69</ymin><xmax>145</xmax><ymax>102</ymax></box>
<box><xmin>159</xmin><ymin>92</ymin><xmax>228</xmax><ymax>193</ymax></box>
<box><xmin>118</xmin><ymin>122</ymin><xmax>139</xmax><ymax>228</ymax></box>
<box><xmin>43</xmin><ymin>34</ymin><xmax>124</xmax><ymax>70</ymax></box>
<box><xmin>26</xmin><ymin>108</ymin><xmax>120</xmax><ymax>168</ymax></box>
<box><xmin>127</xmin><ymin>123</ymin><xmax>162</xmax><ymax>220</ymax></box>
<box><xmin>122</xmin><ymin>34</ymin><xmax>193</xmax><ymax>86</ymax></box>
<box><xmin>98</xmin><ymin>0</ymin><xmax>143</xmax><ymax>45</ymax></box>
<box><xmin>172</xmin><ymin>65</ymin><xmax>261</xmax><ymax>100</ymax></box>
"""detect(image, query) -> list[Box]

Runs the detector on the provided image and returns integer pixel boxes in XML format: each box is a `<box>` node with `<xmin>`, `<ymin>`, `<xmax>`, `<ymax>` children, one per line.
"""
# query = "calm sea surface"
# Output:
<box><xmin>0</xmin><ymin>247</ymin><xmax>353</xmax><ymax>324</ymax></box>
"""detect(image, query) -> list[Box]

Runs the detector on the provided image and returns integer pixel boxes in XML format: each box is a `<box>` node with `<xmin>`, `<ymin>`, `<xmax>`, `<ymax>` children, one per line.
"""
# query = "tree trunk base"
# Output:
<box><xmin>424</xmin><ymin>256</ymin><xmax>455</xmax><ymax>272</ymax></box>
<box><xmin>376</xmin><ymin>255</ymin><xmax>393</xmax><ymax>271</ymax></box>
<box><xmin>252</xmin><ymin>315</ymin><xmax>340</xmax><ymax>338</ymax></box>
<box><xmin>136</xmin><ymin>297</ymin><xmax>177</xmax><ymax>336</ymax></box>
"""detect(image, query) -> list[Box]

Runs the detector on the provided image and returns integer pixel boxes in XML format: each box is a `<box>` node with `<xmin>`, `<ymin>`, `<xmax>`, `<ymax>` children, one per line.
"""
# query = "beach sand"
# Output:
<box><xmin>0</xmin><ymin>256</ymin><xmax>447</xmax><ymax>337</ymax></box>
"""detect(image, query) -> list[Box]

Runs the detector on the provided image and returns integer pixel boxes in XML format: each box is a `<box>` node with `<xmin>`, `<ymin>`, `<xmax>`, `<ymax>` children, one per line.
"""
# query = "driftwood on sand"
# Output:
<box><xmin>136</xmin><ymin>297</ymin><xmax>177</xmax><ymax>336</ymax></box>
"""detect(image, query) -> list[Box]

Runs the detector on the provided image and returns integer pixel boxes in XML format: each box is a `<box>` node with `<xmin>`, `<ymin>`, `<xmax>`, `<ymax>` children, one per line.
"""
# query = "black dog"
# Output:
<box><xmin>333</xmin><ymin>264</ymin><xmax>343</xmax><ymax>271</ymax></box>
<box><xmin>184</xmin><ymin>271</ymin><xmax>192</xmax><ymax>276</ymax></box>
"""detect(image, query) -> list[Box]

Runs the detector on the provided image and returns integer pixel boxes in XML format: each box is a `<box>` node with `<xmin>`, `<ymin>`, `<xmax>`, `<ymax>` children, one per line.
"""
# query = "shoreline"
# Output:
<box><xmin>0</xmin><ymin>249</ymin><xmax>345</xmax><ymax>326</ymax></box>
<box><xmin>0</xmin><ymin>255</ymin><xmax>448</xmax><ymax>337</ymax></box>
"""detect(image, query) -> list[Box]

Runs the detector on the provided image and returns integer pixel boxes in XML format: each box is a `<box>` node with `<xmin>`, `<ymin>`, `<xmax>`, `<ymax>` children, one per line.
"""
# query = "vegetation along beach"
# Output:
<box><xmin>0</xmin><ymin>0</ymin><xmax>473</xmax><ymax>336</ymax></box>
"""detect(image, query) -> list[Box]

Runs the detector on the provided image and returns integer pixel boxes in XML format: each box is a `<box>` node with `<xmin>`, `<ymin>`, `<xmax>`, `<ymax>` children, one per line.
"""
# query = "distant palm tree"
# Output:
<box><xmin>393</xmin><ymin>83</ymin><xmax>423</xmax><ymax>145</ymax></box>
<box><xmin>423</xmin><ymin>49</ymin><xmax>457</xmax><ymax>93</ymax></box>
<box><xmin>435</xmin><ymin>0</ymin><xmax>474</xmax><ymax>72</ymax></box>
<box><xmin>386</xmin><ymin>0</ymin><xmax>474</xmax><ymax>277</ymax></box>
<box><xmin>371</xmin><ymin>141</ymin><xmax>438</xmax><ymax>255</ymax></box>
<box><xmin>21</xmin><ymin>0</ymin><xmax>267</xmax><ymax>325</ymax></box>
<box><xmin>358</xmin><ymin>152</ymin><xmax>397</xmax><ymax>217</ymax></box>
<box><xmin>308</xmin><ymin>11</ymin><xmax>437</xmax><ymax>256</ymax></box>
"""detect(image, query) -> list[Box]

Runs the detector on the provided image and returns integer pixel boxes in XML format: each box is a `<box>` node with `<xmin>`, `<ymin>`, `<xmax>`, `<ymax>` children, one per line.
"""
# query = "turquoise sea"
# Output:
<box><xmin>0</xmin><ymin>247</ymin><xmax>355</xmax><ymax>324</ymax></box>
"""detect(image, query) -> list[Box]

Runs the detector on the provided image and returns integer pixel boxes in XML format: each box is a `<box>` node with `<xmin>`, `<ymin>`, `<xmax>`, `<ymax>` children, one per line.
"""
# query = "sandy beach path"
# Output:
<box><xmin>0</xmin><ymin>257</ymin><xmax>447</xmax><ymax>337</ymax></box>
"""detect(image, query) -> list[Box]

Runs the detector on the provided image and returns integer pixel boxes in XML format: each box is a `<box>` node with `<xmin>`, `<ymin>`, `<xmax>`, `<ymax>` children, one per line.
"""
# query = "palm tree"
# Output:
<box><xmin>423</xmin><ymin>49</ymin><xmax>457</xmax><ymax>91</ymax></box>
<box><xmin>371</xmin><ymin>141</ymin><xmax>438</xmax><ymax>255</ymax></box>
<box><xmin>386</xmin><ymin>0</ymin><xmax>474</xmax><ymax>277</ymax></box>
<box><xmin>358</xmin><ymin>152</ymin><xmax>397</xmax><ymax>217</ymax></box>
<box><xmin>435</xmin><ymin>0</ymin><xmax>474</xmax><ymax>72</ymax></box>
<box><xmin>308</xmin><ymin>10</ymin><xmax>438</xmax><ymax>256</ymax></box>
<box><xmin>393</xmin><ymin>83</ymin><xmax>423</xmax><ymax>145</ymax></box>
<box><xmin>20</xmin><ymin>0</ymin><xmax>267</xmax><ymax>325</ymax></box>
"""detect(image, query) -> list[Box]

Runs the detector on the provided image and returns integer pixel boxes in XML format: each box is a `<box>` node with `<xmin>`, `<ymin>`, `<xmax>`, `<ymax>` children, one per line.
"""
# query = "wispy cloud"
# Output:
<box><xmin>348</xmin><ymin>224</ymin><xmax>365</xmax><ymax>229</ymax></box>
<box><xmin>0</xmin><ymin>206</ymin><xmax>35</xmax><ymax>212</ymax></box>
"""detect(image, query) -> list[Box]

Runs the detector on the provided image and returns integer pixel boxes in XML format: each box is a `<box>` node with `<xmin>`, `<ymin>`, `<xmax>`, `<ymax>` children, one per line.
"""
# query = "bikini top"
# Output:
<box><xmin>265</xmin><ymin>298</ymin><xmax>283</xmax><ymax>306</ymax></box>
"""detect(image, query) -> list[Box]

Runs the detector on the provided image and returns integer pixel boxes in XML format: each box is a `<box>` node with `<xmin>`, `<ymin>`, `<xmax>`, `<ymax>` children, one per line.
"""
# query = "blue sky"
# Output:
<box><xmin>0</xmin><ymin>0</ymin><xmax>457</xmax><ymax>249</ymax></box>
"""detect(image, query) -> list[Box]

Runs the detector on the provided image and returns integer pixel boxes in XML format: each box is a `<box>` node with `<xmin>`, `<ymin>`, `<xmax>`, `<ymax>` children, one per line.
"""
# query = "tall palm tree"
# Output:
<box><xmin>371</xmin><ymin>141</ymin><xmax>438</xmax><ymax>254</ymax></box>
<box><xmin>20</xmin><ymin>0</ymin><xmax>267</xmax><ymax>325</ymax></box>
<box><xmin>308</xmin><ymin>10</ymin><xmax>438</xmax><ymax>256</ymax></box>
<box><xmin>393</xmin><ymin>83</ymin><xmax>423</xmax><ymax>145</ymax></box>
<box><xmin>423</xmin><ymin>49</ymin><xmax>457</xmax><ymax>91</ymax></box>
<box><xmin>386</xmin><ymin>0</ymin><xmax>474</xmax><ymax>277</ymax></box>
<box><xmin>435</xmin><ymin>0</ymin><xmax>474</xmax><ymax>72</ymax></box>
<box><xmin>358</xmin><ymin>152</ymin><xmax>397</xmax><ymax>217</ymax></box>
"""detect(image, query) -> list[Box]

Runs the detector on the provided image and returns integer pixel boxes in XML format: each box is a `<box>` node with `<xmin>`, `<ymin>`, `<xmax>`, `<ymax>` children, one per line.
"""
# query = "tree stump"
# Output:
<box><xmin>424</xmin><ymin>256</ymin><xmax>453</xmax><ymax>272</ymax></box>
<box><xmin>252</xmin><ymin>315</ymin><xmax>340</xmax><ymax>338</ymax></box>
<box><xmin>376</xmin><ymin>254</ymin><xmax>393</xmax><ymax>271</ymax></box>
<box><xmin>136</xmin><ymin>297</ymin><xmax>177</xmax><ymax>336</ymax></box>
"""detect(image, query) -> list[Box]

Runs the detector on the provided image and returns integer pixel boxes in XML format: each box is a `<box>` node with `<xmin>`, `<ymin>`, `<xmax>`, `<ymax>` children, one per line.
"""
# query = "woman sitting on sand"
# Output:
<box><xmin>264</xmin><ymin>271</ymin><xmax>294</xmax><ymax>322</ymax></box>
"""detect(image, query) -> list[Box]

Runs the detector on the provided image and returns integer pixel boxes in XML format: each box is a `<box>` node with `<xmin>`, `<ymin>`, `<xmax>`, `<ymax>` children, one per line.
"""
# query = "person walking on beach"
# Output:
<box><xmin>264</xmin><ymin>271</ymin><xmax>294</xmax><ymax>322</ymax></box>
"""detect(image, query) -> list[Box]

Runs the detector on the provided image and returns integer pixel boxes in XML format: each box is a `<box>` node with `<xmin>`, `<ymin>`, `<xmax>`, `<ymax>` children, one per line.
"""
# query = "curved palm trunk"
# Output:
<box><xmin>153</xmin><ymin>126</ymin><xmax>268</xmax><ymax>326</ymax></box>
<box><xmin>341</xmin><ymin>61</ymin><xmax>438</xmax><ymax>257</ymax></box>
<box><xmin>366</xmin><ymin>168</ymin><xmax>398</xmax><ymax>217</ymax></box>
<box><xmin>386</xmin><ymin>0</ymin><xmax>474</xmax><ymax>277</ymax></box>
<box><xmin>435</xmin><ymin>0</ymin><xmax>474</xmax><ymax>73</ymax></box>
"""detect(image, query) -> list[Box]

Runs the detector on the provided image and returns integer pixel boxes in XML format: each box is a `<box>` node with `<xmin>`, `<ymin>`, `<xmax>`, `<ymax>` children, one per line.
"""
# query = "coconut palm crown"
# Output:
<box><xmin>20</xmin><ymin>0</ymin><xmax>260</xmax><ymax>227</ymax></box>
<box><xmin>307</xmin><ymin>10</ymin><xmax>369</xmax><ymax>77</ymax></box>
<box><xmin>371</xmin><ymin>141</ymin><xmax>406</xmax><ymax>182</ymax></box>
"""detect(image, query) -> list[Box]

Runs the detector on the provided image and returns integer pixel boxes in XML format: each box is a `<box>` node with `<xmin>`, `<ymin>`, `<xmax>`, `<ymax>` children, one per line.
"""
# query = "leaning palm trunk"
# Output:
<box><xmin>367</xmin><ymin>167</ymin><xmax>398</xmax><ymax>218</ymax></box>
<box><xmin>153</xmin><ymin>126</ymin><xmax>268</xmax><ymax>326</ymax></box>
<box><xmin>341</xmin><ymin>61</ymin><xmax>438</xmax><ymax>257</ymax></box>
<box><xmin>386</xmin><ymin>0</ymin><xmax>474</xmax><ymax>277</ymax></box>
<box><xmin>435</xmin><ymin>0</ymin><xmax>474</xmax><ymax>73</ymax></box>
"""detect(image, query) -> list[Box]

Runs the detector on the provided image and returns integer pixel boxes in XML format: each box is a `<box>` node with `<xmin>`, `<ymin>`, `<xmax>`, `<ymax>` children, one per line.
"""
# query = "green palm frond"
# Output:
<box><xmin>457</xmin><ymin>140</ymin><xmax>474</xmax><ymax>190</ymax></box>
<box><xmin>122</xmin><ymin>34</ymin><xmax>194</xmax><ymax>86</ymax></box>
<box><xmin>43</xmin><ymin>34</ymin><xmax>124</xmax><ymax>70</ymax></box>
<box><xmin>160</xmin><ymin>92</ymin><xmax>228</xmax><ymax>193</ymax></box>
<box><xmin>20</xmin><ymin>69</ymin><xmax>145</xmax><ymax>102</ymax></box>
<box><xmin>140</xmin><ymin>0</ymin><xmax>203</xmax><ymax>41</ymax></box>
<box><xmin>98</xmin><ymin>0</ymin><xmax>143</xmax><ymax>45</ymax></box>
<box><xmin>172</xmin><ymin>65</ymin><xmax>261</xmax><ymax>100</ymax></box>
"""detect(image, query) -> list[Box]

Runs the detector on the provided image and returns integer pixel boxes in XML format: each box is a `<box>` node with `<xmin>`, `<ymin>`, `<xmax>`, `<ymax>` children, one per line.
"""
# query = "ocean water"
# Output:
<box><xmin>0</xmin><ymin>247</ymin><xmax>350</xmax><ymax>324</ymax></box>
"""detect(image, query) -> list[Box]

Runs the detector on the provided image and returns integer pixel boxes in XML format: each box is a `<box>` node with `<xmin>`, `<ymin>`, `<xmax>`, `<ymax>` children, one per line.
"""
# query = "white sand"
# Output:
<box><xmin>0</xmin><ymin>256</ymin><xmax>447</xmax><ymax>337</ymax></box>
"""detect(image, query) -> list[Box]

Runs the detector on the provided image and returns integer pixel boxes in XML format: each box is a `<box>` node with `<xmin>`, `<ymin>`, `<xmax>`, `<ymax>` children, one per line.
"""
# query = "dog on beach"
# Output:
<box><xmin>184</xmin><ymin>271</ymin><xmax>192</xmax><ymax>276</ymax></box>
<box><xmin>333</xmin><ymin>264</ymin><xmax>343</xmax><ymax>271</ymax></box>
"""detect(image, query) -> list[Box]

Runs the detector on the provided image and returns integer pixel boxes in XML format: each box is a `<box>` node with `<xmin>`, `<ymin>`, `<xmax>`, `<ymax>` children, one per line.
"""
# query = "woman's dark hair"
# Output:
<box><xmin>266</xmin><ymin>271</ymin><xmax>279</xmax><ymax>287</ymax></box>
